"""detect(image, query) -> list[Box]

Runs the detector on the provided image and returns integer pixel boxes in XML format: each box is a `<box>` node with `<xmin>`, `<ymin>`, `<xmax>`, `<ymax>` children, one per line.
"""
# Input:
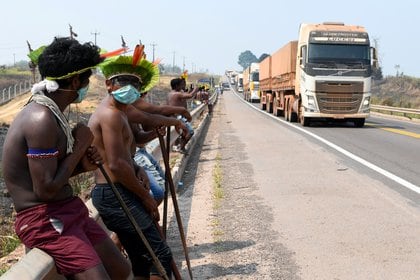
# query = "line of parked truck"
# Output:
<box><xmin>230</xmin><ymin>22</ymin><xmax>378</xmax><ymax>127</ymax></box>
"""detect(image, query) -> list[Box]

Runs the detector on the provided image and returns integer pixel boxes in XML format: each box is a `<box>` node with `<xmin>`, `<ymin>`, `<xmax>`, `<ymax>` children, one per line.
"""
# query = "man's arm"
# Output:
<box><xmin>178</xmin><ymin>87</ymin><xmax>199</xmax><ymax>100</ymax></box>
<box><xmin>100</xmin><ymin>111</ymin><xmax>158</xmax><ymax>217</ymax></box>
<box><xmin>27</xmin><ymin>111</ymin><xmax>92</xmax><ymax>201</ymax></box>
<box><xmin>132</xmin><ymin>98</ymin><xmax>192</xmax><ymax>121</ymax></box>
<box><xmin>126</xmin><ymin>105</ymin><xmax>189</xmax><ymax>137</ymax></box>
<box><xmin>130</xmin><ymin>122</ymin><xmax>158</xmax><ymax>145</ymax></box>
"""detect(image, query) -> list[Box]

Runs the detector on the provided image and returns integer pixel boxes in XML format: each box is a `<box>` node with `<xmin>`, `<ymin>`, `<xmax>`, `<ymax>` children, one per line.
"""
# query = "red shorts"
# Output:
<box><xmin>15</xmin><ymin>197</ymin><xmax>108</xmax><ymax>276</ymax></box>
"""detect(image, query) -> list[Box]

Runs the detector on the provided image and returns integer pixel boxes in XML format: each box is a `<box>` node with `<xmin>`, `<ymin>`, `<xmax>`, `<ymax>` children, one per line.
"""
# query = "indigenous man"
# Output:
<box><xmin>132</xmin><ymin>88</ymin><xmax>191</xmax><ymax>205</ymax></box>
<box><xmin>1</xmin><ymin>37</ymin><xmax>130</xmax><ymax>279</ymax></box>
<box><xmin>167</xmin><ymin>75</ymin><xmax>199</xmax><ymax>152</ymax></box>
<box><xmin>89</xmin><ymin>53</ymin><xmax>173</xmax><ymax>279</ymax></box>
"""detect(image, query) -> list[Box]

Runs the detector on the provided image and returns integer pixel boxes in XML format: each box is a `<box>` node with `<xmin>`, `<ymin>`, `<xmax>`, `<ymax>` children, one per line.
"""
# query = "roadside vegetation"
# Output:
<box><xmin>372</xmin><ymin>76</ymin><xmax>420</xmax><ymax>108</ymax></box>
<box><xmin>211</xmin><ymin>153</ymin><xmax>224</xmax><ymax>243</ymax></box>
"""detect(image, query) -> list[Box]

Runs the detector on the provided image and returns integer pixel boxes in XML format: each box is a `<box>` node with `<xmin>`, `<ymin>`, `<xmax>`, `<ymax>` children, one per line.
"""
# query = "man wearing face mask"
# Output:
<box><xmin>1</xmin><ymin>37</ymin><xmax>131</xmax><ymax>279</ymax></box>
<box><xmin>89</xmin><ymin>53</ymin><xmax>173</xmax><ymax>279</ymax></box>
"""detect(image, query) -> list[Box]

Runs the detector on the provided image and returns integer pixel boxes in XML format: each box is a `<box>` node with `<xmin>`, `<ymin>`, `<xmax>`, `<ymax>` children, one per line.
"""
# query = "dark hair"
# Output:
<box><xmin>170</xmin><ymin>78</ymin><xmax>183</xmax><ymax>90</ymax></box>
<box><xmin>38</xmin><ymin>37</ymin><xmax>102</xmax><ymax>86</ymax></box>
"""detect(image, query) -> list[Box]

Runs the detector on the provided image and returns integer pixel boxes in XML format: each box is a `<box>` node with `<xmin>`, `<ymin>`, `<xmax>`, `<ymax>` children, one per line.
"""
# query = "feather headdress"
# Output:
<box><xmin>99</xmin><ymin>45</ymin><xmax>159</xmax><ymax>93</ymax></box>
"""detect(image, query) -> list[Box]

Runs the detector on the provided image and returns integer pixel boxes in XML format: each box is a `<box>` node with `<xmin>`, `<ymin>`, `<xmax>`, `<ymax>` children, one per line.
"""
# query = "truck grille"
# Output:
<box><xmin>315</xmin><ymin>81</ymin><xmax>363</xmax><ymax>113</ymax></box>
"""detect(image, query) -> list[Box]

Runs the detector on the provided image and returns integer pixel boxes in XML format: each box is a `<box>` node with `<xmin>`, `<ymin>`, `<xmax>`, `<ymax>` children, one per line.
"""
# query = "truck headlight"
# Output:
<box><xmin>361</xmin><ymin>97</ymin><xmax>370</xmax><ymax>111</ymax></box>
<box><xmin>307</xmin><ymin>96</ymin><xmax>316</xmax><ymax>110</ymax></box>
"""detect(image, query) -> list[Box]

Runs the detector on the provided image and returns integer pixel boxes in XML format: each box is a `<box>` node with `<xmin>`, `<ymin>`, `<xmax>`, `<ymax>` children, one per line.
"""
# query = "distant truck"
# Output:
<box><xmin>243</xmin><ymin>62</ymin><xmax>260</xmax><ymax>102</ymax></box>
<box><xmin>236</xmin><ymin>73</ymin><xmax>243</xmax><ymax>92</ymax></box>
<box><xmin>260</xmin><ymin>22</ymin><xmax>377</xmax><ymax>127</ymax></box>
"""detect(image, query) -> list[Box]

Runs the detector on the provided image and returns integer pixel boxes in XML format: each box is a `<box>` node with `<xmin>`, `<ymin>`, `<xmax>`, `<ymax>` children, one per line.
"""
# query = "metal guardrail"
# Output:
<box><xmin>0</xmin><ymin>92</ymin><xmax>218</xmax><ymax>280</ymax></box>
<box><xmin>0</xmin><ymin>80</ymin><xmax>32</xmax><ymax>105</ymax></box>
<box><xmin>371</xmin><ymin>104</ymin><xmax>420</xmax><ymax>119</ymax></box>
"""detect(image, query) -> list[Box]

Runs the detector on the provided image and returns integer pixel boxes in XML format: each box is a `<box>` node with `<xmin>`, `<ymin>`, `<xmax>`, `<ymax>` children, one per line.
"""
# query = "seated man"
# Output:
<box><xmin>2</xmin><ymin>37</ymin><xmax>130</xmax><ymax>279</ymax></box>
<box><xmin>89</xmin><ymin>51</ymin><xmax>173</xmax><ymax>279</ymax></box>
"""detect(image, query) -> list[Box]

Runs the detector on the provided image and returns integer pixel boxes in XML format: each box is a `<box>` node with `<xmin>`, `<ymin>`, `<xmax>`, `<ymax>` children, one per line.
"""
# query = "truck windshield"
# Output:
<box><xmin>251</xmin><ymin>72</ymin><xmax>259</xmax><ymax>81</ymax></box>
<box><xmin>308</xmin><ymin>43</ymin><xmax>370</xmax><ymax>65</ymax></box>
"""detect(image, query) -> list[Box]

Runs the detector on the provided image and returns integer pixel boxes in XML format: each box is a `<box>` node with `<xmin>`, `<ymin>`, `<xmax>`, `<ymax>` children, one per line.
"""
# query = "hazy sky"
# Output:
<box><xmin>1</xmin><ymin>0</ymin><xmax>419</xmax><ymax>77</ymax></box>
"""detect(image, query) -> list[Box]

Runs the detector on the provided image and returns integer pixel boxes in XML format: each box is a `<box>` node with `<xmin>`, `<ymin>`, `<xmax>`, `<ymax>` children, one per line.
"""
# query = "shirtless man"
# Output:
<box><xmin>89</xmin><ymin>55</ymin><xmax>173</xmax><ymax>279</ymax></box>
<box><xmin>131</xmin><ymin>91</ymin><xmax>192</xmax><ymax>204</ymax></box>
<box><xmin>1</xmin><ymin>37</ymin><xmax>130</xmax><ymax>279</ymax></box>
<box><xmin>167</xmin><ymin>78</ymin><xmax>198</xmax><ymax>151</ymax></box>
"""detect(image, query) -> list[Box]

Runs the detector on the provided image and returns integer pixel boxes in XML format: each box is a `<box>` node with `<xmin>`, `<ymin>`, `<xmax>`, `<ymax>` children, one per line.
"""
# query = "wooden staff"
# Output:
<box><xmin>98</xmin><ymin>164</ymin><xmax>169</xmax><ymax>280</ymax></box>
<box><xmin>162</xmin><ymin>126</ymin><xmax>171</xmax><ymax>237</ymax></box>
<box><xmin>157</xmin><ymin>131</ymin><xmax>194</xmax><ymax>279</ymax></box>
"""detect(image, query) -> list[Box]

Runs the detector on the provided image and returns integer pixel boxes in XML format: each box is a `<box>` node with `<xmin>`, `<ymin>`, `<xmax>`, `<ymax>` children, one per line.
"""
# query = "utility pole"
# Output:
<box><xmin>91</xmin><ymin>30</ymin><xmax>100</xmax><ymax>46</ymax></box>
<box><xmin>182</xmin><ymin>56</ymin><xmax>186</xmax><ymax>72</ymax></box>
<box><xmin>150</xmin><ymin>42</ymin><xmax>157</xmax><ymax>62</ymax></box>
<box><xmin>172</xmin><ymin>51</ymin><xmax>176</xmax><ymax>73</ymax></box>
<box><xmin>13</xmin><ymin>53</ymin><xmax>16</xmax><ymax>67</ymax></box>
<box><xmin>394</xmin><ymin>64</ymin><xmax>400</xmax><ymax>77</ymax></box>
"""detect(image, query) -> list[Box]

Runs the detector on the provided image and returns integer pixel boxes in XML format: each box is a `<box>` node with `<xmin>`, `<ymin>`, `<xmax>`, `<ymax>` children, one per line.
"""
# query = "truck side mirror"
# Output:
<box><xmin>371</xmin><ymin>47</ymin><xmax>378</xmax><ymax>70</ymax></box>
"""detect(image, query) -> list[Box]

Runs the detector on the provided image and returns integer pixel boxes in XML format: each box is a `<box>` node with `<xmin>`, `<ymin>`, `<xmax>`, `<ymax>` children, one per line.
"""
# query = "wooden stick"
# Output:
<box><xmin>98</xmin><ymin>164</ymin><xmax>169</xmax><ymax>280</ymax></box>
<box><xmin>157</xmin><ymin>132</ymin><xmax>194</xmax><ymax>279</ymax></box>
<box><xmin>162</xmin><ymin>126</ymin><xmax>171</xmax><ymax>237</ymax></box>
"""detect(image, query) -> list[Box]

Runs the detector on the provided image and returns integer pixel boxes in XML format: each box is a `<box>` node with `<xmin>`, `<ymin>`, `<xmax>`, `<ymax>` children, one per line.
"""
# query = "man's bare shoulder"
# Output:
<box><xmin>15</xmin><ymin>102</ymin><xmax>59</xmax><ymax>132</ymax></box>
<box><xmin>90</xmin><ymin>98</ymin><xmax>128</xmax><ymax>129</ymax></box>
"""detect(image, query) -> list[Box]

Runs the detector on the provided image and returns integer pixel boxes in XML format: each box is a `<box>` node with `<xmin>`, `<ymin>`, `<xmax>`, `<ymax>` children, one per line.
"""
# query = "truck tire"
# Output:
<box><xmin>300</xmin><ymin>115</ymin><xmax>311</xmax><ymax>126</ymax></box>
<box><xmin>261</xmin><ymin>102</ymin><xmax>266</xmax><ymax>111</ymax></box>
<box><xmin>284</xmin><ymin>101</ymin><xmax>289</xmax><ymax>121</ymax></box>
<box><xmin>286</xmin><ymin>102</ymin><xmax>297</xmax><ymax>122</ymax></box>
<box><xmin>290</xmin><ymin>112</ymin><xmax>298</xmax><ymax>122</ymax></box>
<box><xmin>299</xmin><ymin>106</ymin><xmax>311</xmax><ymax>126</ymax></box>
<box><xmin>267</xmin><ymin>101</ymin><xmax>273</xmax><ymax>113</ymax></box>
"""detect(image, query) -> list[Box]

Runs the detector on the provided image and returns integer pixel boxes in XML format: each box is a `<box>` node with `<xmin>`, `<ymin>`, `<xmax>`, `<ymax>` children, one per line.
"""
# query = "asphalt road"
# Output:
<box><xmin>195</xmin><ymin>89</ymin><xmax>420</xmax><ymax>279</ymax></box>
<box><xmin>245</xmin><ymin>93</ymin><xmax>420</xmax><ymax>202</ymax></box>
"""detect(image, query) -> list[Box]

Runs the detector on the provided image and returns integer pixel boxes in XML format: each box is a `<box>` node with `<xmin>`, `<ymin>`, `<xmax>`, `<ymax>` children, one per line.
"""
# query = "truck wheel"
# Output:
<box><xmin>354</xmin><ymin>118</ymin><xmax>365</xmax><ymax>128</ymax></box>
<box><xmin>267</xmin><ymin>102</ymin><xmax>273</xmax><ymax>113</ymax></box>
<box><xmin>284</xmin><ymin>102</ymin><xmax>289</xmax><ymax>121</ymax></box>
<box><xmin>299</xmin><ymin>106</ymin><xmax>310</xmax><ymax>126</ymax></box>
<box><xmin>290</xmin><ymin>112</ymin><xmax>298</xmax><ymax>122</ymax></box>
<box><xmin>261</xmin><ymin>102</ymin><xmax>266</xmax><ymax>111</ymax></box>
<box><xmin>300</xmin><ymin>115</ymin><xmax>311</xmax><ymax>126</ymax></box>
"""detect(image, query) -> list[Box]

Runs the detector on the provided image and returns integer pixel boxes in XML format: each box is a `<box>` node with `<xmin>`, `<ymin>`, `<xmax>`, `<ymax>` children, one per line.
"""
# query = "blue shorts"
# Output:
<box><xmin>177</xmin><ymin>115</ymin><xmax>194</xmax><ymax>136</ymax></box>
<box><xmin>134</xmin><ymin>147</ymin><xmax>165</xmax><ymax>201</ymax></box>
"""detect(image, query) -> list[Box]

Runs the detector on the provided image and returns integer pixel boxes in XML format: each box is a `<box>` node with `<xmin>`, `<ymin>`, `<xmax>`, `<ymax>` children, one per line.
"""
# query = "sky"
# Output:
<box><xmin>0</xmin><ymin>0</ymin><xmax>419</xmax><ymax>77</ymax></box>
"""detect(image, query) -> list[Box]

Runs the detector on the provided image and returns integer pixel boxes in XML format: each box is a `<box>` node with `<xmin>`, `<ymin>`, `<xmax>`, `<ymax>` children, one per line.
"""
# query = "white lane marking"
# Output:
<box><xmin>231</xmin><ymin>91</ymin><xmax>420</xmax><ymax>195</ymax></box>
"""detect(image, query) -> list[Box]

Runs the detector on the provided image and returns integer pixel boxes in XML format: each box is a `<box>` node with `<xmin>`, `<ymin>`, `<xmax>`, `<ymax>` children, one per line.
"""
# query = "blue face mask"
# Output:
<box><xmin>73</xmin><ymin>85</ymin><xmax>89</xmax><ymax>103</ymax></box>
<box><xmin>111</xmin><ymin>85</ymin><xmax>141</xmax><ymax>104</ymax></box>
